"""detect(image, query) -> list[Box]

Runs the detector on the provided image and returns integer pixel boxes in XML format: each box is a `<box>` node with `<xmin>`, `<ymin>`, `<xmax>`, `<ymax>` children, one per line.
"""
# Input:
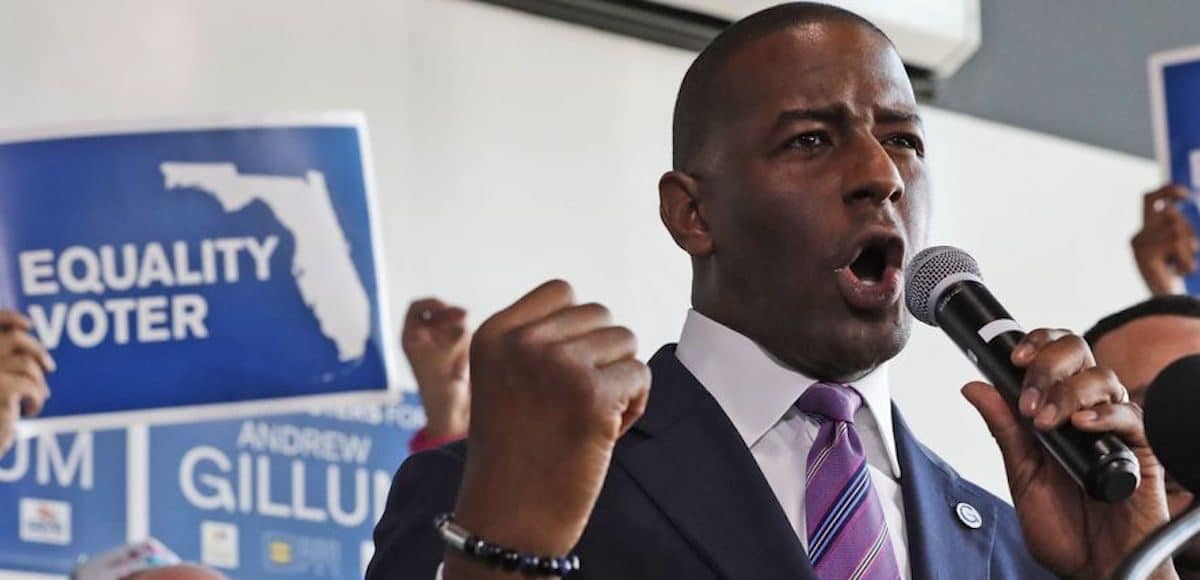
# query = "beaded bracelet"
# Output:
<box><xmin>434</xmin><ymin>513</ymin><xmax>581</xmax><ymax>577</ymax></box>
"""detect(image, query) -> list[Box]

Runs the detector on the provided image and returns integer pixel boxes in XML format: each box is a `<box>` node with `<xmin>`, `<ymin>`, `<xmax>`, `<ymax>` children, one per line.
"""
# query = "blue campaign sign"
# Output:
<box><xmin>0</xmin><ymin>429</ymin><xmax>128</xmax><ymax>575</ymax></box>
<box><xmin>0</xmin><ymin>114</ymin><xmax>398</xmax><ymax>427</ymax></box>
<box><xmin>1151</xmin><ymin>49</ymin><xmax>1200</xmax><ymax>293</ymax></box>
<box><xmin>147</xmin><ymin>394</ymin><xmax>425</xmax><ymax>579</ymax></box>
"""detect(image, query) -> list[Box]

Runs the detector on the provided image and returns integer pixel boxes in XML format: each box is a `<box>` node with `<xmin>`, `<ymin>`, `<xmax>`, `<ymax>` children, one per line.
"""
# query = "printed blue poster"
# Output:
<box><xmin>146</xmin><ymin>395</ymin><xmax>424</xmax><ymax>579</ymax></box>
<box><xmin>1151</xmin><ymin>48</ymin><xmax>1200</xmax><ymax>294</ymax></box>
<box><xmin>0</xmin><ymin>428</ymin><xmax>128</xmax><ymax>576</ymax></box>
<box><xmin>0</xmin><ymin>114</ymin><xmax>399</xmax><ymax>429</ymax></box>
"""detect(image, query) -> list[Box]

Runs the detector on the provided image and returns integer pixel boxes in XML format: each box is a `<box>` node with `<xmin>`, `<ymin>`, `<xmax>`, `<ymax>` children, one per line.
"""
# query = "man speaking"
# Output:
<box><xmin>368</xmin><ymin>3</ymin><xmax>1175</xmax><ymax>579</ymax></box>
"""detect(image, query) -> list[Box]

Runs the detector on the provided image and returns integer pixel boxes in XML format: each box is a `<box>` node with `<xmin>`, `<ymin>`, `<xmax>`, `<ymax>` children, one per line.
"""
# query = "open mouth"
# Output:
<box><xmin>836</xmin><ymin>231</ymin><xmax>906</xmax><ymax>311</ymax></box>
<box><xmin>848</xmin><ymin>236</ymin><xmax>904</xmax><ymax>284</ymax></box>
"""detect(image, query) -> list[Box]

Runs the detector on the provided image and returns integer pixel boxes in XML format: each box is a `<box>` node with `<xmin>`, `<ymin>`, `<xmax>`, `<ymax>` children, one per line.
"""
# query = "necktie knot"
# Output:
<box><xmin>796</xmin><ymin>382</ymin><xmax>861</xmax><ymax>423</ymax></box>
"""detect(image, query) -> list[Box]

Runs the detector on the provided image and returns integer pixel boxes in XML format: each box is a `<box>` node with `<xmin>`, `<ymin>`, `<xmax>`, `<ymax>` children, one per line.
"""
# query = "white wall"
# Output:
<box><xmin>0</xmin><ymin>1</ymin><xmax>1162</xmax><ymax>574</ymax></box>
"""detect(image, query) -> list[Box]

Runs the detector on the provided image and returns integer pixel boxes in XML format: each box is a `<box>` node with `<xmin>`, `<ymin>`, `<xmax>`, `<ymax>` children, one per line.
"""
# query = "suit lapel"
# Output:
<box><xmin>894</xmin><ymin>405</ymin><xmax>998</xmax><ymax>580</ymax></box>
<box><xmin>614</xmin><ymin>346</ymin><xmax>817</xmax><ymax>580</ymax></box>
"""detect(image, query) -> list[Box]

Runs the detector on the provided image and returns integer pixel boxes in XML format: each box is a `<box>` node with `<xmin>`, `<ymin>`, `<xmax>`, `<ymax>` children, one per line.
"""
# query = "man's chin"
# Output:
<box><xmin>842</xmin><ymin>306</ymin><xmax>911</xmax><ymax>352</ymax></box>
<box><xmin>813</xmin><ymin>321</ymin><xmax>910</xmax><ymax>381</ymax></box>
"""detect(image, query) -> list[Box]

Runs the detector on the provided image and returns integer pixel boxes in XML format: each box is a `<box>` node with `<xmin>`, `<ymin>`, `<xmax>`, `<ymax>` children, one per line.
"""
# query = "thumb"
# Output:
<box><xmin>962</xmin><ymin>381</ymin><xmax>1039</xmax><ymax>493</ymax></box>
<box><xmin>0</xmin><ymin>392</ymin><xmax>18</xmax><ymax>457</ymax></box>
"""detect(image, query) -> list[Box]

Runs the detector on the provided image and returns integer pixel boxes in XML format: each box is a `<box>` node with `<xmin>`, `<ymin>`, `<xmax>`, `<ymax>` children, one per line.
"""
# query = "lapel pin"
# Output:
<box><xmin>954</xmin><ymin>502</ymin><xmax>982</xmax><ymax>529</ymax></box>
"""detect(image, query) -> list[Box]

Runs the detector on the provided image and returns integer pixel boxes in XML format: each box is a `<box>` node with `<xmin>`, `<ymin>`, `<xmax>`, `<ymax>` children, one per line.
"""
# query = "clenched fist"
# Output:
<box><xmin>446</xmin><ymin>280</ymin><xmax>650</xmax><ymax>577</ymax></box>
<box><xmin>0</xmin><ymin>309</ymin><xmax>55</xmax><ymax>456</ymax></box>
<box><xmin>402</xmin><ymin>298</ymin><xmax>471</xmax><ymax>441</ymax></box>
<box><xmin>1132</xmin><ymin>184</ymin><xmax>1199</xmax><ymax>296</ymax></box>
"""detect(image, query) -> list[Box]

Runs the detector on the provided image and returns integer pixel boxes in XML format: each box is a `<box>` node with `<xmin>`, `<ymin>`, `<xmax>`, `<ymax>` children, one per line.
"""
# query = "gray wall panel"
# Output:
<box><xmin>933</xmin><ymin>0</ymin><xmax>1197</xmax><ymax>159</ymax></box>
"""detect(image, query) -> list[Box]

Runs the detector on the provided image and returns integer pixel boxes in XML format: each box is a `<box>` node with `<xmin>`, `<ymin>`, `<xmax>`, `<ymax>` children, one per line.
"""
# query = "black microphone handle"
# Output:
<box><xmin>936</xmin><ymin>281</ymin><xmax>1140</xmax><ymax>503</ymax></box>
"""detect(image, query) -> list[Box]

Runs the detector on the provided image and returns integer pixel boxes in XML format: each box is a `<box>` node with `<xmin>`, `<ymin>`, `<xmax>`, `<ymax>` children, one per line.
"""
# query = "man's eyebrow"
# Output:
<box><xmin>771</xmin><ymin>106</ymin><xmax>923</xmax><ymax>129</ymax></box>
<box><xmin>876</xmin><ymin>108</ymin><xmax>923</xmax><ymax>126</ymax></box>
<box><xmin>773</xmin><ymin>106</ymin><xmax>850</xmax><ymax>129</ymax></box>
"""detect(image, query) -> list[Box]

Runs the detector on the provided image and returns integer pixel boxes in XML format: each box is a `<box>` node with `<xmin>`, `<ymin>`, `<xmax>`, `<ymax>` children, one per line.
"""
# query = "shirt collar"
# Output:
<box><xmin>674</xmin><ymin>309</ymin><xmax>901</xmax><ymax>477</ymax></box>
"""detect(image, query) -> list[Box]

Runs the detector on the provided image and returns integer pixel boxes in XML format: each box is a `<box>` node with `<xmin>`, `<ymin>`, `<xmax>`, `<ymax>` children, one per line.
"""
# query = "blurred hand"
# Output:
<box><xmin>446</xmin><ymin>280</ymin><xmax>650</xmax><ymax>579</ymax></box>
<box><xmin>1133</xmin><ymin>184</ymin><xmax>1199</xmax><ymax>296</ymax></box>
<box><xmin>0</xmin><ymin>309</ymin><xmax>54</xmax><ymax>456</ymax></box>
<box><xmin>403</xmin><ymin>298</ymin><xmax>471</xmax><ymax>440</ymax></box>
<box><xmin>963</xmin><ymin>329</ymin><xmax>1175</xmax><ymax>580</ymax></box>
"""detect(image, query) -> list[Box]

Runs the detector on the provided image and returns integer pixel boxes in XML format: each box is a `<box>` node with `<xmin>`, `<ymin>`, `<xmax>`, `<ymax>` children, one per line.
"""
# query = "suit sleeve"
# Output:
<box><xmin>366</xmin><ymin>445</ymin><xmax>466</xmax><ymax>580</ymax></box>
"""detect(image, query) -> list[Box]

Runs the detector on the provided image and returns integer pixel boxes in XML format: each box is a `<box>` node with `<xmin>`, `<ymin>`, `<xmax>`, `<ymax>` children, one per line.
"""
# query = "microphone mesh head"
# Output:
<box><xmin>904</xmin><ymin>245</ymin><xmax>983</xmax><ymax>326</ymax></box>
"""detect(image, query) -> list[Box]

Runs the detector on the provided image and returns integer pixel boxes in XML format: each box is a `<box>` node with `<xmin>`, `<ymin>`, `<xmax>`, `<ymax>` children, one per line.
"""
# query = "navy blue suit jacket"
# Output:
<box><xmin>366</xmin><ymin>345</ymin><xmax>1056</xmax><ymax>579</ymax></box>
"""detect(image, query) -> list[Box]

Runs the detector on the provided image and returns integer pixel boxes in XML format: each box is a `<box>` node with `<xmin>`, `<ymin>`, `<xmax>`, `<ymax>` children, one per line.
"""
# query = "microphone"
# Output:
<box><xmin>1112</xmin><ymin>354</ymin><xmax>1200</xmax><ymax>580</ymax></box>
<box><xmin>904</xmin><ymin>245</ymin><xmax>1139</xmax><ymax>502</ymax></box>
<box><xmin>1144</xmin><ymin>354</ymin><xmax>1200</xmax><ymax>494</ymax></box>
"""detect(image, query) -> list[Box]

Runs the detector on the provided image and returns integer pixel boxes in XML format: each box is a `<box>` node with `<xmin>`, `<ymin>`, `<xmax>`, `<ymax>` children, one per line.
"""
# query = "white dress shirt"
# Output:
<box><xmin>675</xmin><ymin>310</ymin><xmax>911</xmax><ymax>578</ymax></box>
<box><xmin>433</xmin><ymin>310</ymin><xmax>911</xmax><ymax>579</ymax></box>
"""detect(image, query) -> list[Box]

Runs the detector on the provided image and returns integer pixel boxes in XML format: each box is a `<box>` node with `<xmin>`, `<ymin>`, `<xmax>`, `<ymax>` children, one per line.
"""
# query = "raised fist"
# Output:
<box><xmin>449</xmin><ymin>280</ymin><xmax>651</xmax><ymax>564</ymax></box>
<box><xmin>402</xmin><ymin>298</ymin><xmax>471</xmax><ymax>440</ymax></box>
<box><xmin>1132</xmin><ymin>184</ymin><xmax>1199</xmax><ymax>295</ymax></box>
<box><xmin>0</xmin><ymin>309</ymin><xmax>54</xmax><ymax>456</ymax></box>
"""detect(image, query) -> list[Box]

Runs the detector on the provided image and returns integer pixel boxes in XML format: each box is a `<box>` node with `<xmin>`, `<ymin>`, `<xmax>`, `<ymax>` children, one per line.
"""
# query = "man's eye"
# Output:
<box><xmin>884</xmin><ymin>134</ymin><xmax>924</xmax><ymax>155</ymax></box>
<box><xmin>787</xmin><ymin>132</ymin><xmax>830</xmax><ymax>150</ymax></box>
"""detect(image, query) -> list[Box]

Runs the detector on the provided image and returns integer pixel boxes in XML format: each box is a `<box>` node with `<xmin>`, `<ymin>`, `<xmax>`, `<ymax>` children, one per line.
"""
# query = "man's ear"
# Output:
<box><xmin>658</xmin><ymin>170</ymin><xmax>713</xmax><ymax>257</ymax></box>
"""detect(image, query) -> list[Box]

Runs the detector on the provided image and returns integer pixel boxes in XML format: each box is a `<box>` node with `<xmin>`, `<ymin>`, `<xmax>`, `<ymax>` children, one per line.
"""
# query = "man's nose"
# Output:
<box><xmin>842</xmin><ymin>137</ymin><xmax>904</xmax><ymax>206</ymax></box>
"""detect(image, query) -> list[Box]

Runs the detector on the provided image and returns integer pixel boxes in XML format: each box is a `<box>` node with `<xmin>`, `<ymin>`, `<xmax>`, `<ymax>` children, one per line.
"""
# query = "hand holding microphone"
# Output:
<box><xmin>906</xmin><ymin>247</ymin><xmax>1173</xmax><ymax>579</ymax></box>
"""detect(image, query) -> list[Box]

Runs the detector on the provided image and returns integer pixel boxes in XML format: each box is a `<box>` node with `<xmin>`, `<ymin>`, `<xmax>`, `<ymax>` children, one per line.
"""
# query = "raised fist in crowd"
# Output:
<box><xmin>0</xmin><ymin>309</ymin><xmax>54</xmax><ymax>456</ymax></box>
<box><xmin>1133</xmin><ymin>184</ymin><xmax>1200</xmax><ymax>296</ymax></box>
<box><xmin>403</xmin><ymin>298</ymin><xmax>472</xmax><ymax>447</ymax></box>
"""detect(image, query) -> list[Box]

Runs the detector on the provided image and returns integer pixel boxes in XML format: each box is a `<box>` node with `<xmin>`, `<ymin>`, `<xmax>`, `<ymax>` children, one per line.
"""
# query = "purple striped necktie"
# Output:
<box><xmin>796</xmin><ymin>382</ymin><xmax>901</xmax><ymax>580</ymax></box>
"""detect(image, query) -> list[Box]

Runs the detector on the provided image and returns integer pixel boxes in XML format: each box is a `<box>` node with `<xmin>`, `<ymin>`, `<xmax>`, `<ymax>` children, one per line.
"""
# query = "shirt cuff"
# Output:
<box><xmin>409</xmin><ymin>428</ymin><xmax>464</xmax><ymax>454</ymax></box>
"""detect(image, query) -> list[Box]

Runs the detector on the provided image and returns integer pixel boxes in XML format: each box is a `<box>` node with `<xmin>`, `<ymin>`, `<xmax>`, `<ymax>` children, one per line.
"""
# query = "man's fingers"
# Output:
<box><xmin>0</xmin><ymin>375</ymin><xmax>48</xmax><ymax>416</ymax></box>
<box><xmin>428</xmin><ymin>308</ymin><xmax>469</xmax><ymax>344</ymax></box>
<box><xmin>1070</xmin><ymin>403</ymin><xmax>1148</xmax><ymax>448</ymax></box>
<box><xmin>1011</xmin><ymin>328</ymin><xmax>1071</xmax><ymax>366</ymax></box>
<box><xmin>431</xmin><ymin>307</ymin><xmax>468</xmax><ymax>326</ymax></box>
<box><xmin>487</xmin><ymin>280</ymin><xmax>576</xmax><ymax>332</ymax></box>
<box><xmin>1173</xmin><ymin>234</ymin><xmax>1199</xmax><ymax>274</ymax></box>
<box><xmin>521</xmin><ymin>303</ymin><xmax>612</xmax><ymax>345</ymax></box>
<box><xmin>1144</xmin><ymin>184</ymin><xmax>1191</xmax><ymax>222</ymax></box>
<box><xmin>0</xmin><ymin>355</ymin><xmax>46</xmax><ymax>388</ymax></box>
<box><xmin>0</xmin><ymin>310</ymin><xmax>31</xmax><ymax>332</ymax></box>
<box><xmin>962</xmin><ymin>381</ymin><xmax>1040</xmax><ymax>491</ymax></box>
<box><xmin>560</xmin><ymin>325</ymin><xmax>637</xmax><ymax>367</ymax></box>
<box><xmin>0</xmin><ymin>331</ymin><xmax>55</xmax><ymax>372</ymax></box>
<box><xmin>1016</xmin><ymin>333</ymin><xmax>1093</xmax><ymax>415</ymax></box>
<box><xmin>1165</xmin><ymin>213</ymin><xmax>1200</xmax><ymax>273</ymax></box>
<box><xmin>19</xmin><ymin>383</ymin><xmax>47</xmax><ymax>417</ymax></box>
<box><xmin>1032</xmin><ymin>367</ymin><xmax>1126</xmax><ymax>430</ymax></box>
<box><xmin>0</xmin><ymin>392</ymin><xmax>17</xmax><ymax>455</ymax></box>
<box><xmin>597</xmin><ymin>358</ymin><xmax>651</xmax><ymax>436</ymax></box>
<box><xmin>405</xmin><ymin>298</ymin><xmax>448</xmax><ymax>325</ymax></box>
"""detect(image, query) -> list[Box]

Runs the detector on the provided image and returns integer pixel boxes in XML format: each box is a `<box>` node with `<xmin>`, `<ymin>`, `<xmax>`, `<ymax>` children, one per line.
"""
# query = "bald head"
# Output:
<box><xmin>672</xmin><ymin>2</ymin><xmax>893</xmax><ymax>171</ymax></box>
<box><xmin>129</xmin><ymin>564</ymin><xmax>228</xmax><ymax>580</ymax></box>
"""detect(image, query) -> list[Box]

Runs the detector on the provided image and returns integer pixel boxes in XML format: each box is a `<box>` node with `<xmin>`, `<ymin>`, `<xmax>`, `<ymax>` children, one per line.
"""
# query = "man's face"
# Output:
<box><xmin>1093</xmin><ymin>315</ymin><xmax>1200</xmax><ymax>517</ymax></box>
<box><xmin>697</xmin><ymin>21</ymin><xmax>929</xmax><ymax>380</ymax></box>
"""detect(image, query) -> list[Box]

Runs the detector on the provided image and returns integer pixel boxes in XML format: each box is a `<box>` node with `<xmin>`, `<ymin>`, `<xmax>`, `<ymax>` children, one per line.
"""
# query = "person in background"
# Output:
<box><xmin>71</xmin><ymin>537</ymin><xmax>227</xmax><ymax>580</ymax></box>
<box><xmin>403</xmin><ymin>298</ymin><xmax>472</xmax><ymax>453</ymax></box>
<box><xmin>1133</xmin><ymin>184</ymin><xmax>1200</xmax><ymax>296</ymax></box>
<box><xmin>1089</xmin><ymin>186</ymin><xmax>1200</xmax><ymax>578</ymax></box>
<box><xmin>1086</xmin><ymin>296</ymin><xmax>1200</xmax><ymax>578</ymax></box>
<box><xmin>0</xmin><ymin>309</ymin><xmax>53</xmax><ymax>457</ymax></box>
